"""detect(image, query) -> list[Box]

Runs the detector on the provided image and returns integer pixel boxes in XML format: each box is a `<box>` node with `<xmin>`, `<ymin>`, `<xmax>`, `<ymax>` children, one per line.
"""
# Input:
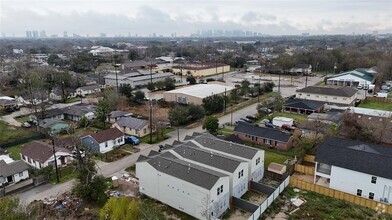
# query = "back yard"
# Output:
<box><xmin>359</xmin><ymin>100</ymin><xmax>392</xmax><ymax>111</ymax></box>
<box><xmin>0</xmin><ymin>120</ymin><xmax>41</xmax><ymax>145</ymax></box>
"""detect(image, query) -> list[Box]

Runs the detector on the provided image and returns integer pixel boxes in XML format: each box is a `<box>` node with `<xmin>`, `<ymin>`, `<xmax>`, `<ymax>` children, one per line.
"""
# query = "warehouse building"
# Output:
<box><xmin>104</xmin><ymin>72</ymin><xmax>175</xmax><ymax>88</ymax></box>
<box><xmin>163</xmin><ymin>83</ymin><xmax>234</xmax><ymax>105</ymax></box>
<box><xmin>172</xmin><ymin>62</ymin><xmax>230</xmax><ymax>77</ymax></box>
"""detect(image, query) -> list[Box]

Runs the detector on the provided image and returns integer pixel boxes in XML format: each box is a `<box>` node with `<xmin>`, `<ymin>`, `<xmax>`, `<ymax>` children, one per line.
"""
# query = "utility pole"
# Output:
<box><xmin>113</xmin><ymin>63</ymin><xmax>120</xmax><ymax>93</ymax></box>
<box><xmin>258</xmin><ymin>74</ymin><xmax>261</xmax><ymax>102</ymax></box>
<box><xmin>50</xmin><ymin>134</ymin><xmax>60</xmax><ymax>183</ymax></box>
<box><xmin>305</xmin><ymin>74</ymin><xmax>308</xmax><ymax>88</ymax></box>
<box><xmin>230</xmin><ymin>104</ymin><xmax>233</xmax><ymax>126</ymax></box>
<box><xmin>278</xmin><ymin>72</ymin><xmax>281</xmax><ymax>94</ymax></box>
<box><xmin>223</xmin><ymin>88</ymin><xmax>227</xmax><ymax>114</ymax></box>
<box><xmin>149</xmin><ymin>59</ymin><xmax>153</xmax><ymax>144</ymax></box>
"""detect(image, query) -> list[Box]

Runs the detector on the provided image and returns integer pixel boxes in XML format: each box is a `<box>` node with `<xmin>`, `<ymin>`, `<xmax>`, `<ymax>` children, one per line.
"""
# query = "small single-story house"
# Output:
<box><xmin>39</xmin><ymin>118</ymin><xmax>70</xmax><ymax>134</ymax></box>
<box><xmin>49</xmin><ymin>87</ymin><xmax>77</xmax><ymax>101</ymax></box>
<box><xmin>21</xmin><ymin>141</ymin><xmax>73</xmax><ymax>169</ymax></box>
<box><xmin>0</xmin><ymin>155</ymin><xmax>29</xmax><ymax>186</ymax></box>
<box><xmin>296</xmin><ymin>86</ymin><xmax>358</xmax><ymax>106</ymax></box>
<box><xmin>63</xmin><ymin>104</ymin><xmax>96</xmax><ymax>121</ymax></box>
<box><xmin>0</xmin><ymin>97</ymin><xmax>17</xmax><ymax>110</ymax></box>
<box><xmin>81</xmin><ymin>128</ymin><xmax>125</xmax><ymax>153</ymax></box>
<box><xmin>308</xmin><ymin>111</ymin><xmax>343</xmax><ymax>124</ymax></box>
<box><xmin>233</xmin><ymin>121</ymin><xmax>293</xmax><ymax>150</ymax></box>
<box><xmin>107</xmin><ymin>110</ymin><xmax>133</xmax><ymax>123</ymax></box>
<box><xmin>284</xmin><ymin>98</ymin><xmax>325</xmax><ymax>115</ymax></box>
<box><xmin>112</xmin><ymin>116</ymin><xmax>151</xmax><ymax>137</ymax></box>
<box><xmin>290</xmin><ymin>64</ymin><xmax>312</xmax><ymax>75</ymax></box>
<box><xmin>75</xmin><ymin>84</ymin><xmax>102</xmax><ymax>97</ymax></box>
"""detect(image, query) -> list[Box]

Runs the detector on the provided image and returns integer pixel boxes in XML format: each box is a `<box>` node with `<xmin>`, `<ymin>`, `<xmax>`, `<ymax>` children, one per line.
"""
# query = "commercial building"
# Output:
<box><xmin>296</xmin><ymin>86</ymin><xmax>358</xmax><ymax>106</ymax></box>
<box><xmin>104</xmin><ymin>72</ymin><xmax>175</xmax><ymax>88</ymax></box>
<box><xmin>315</xmin><ymin>137</ymin><xmax>392</xmax><ymax>204</ymax></box>
<box><xmin>326</xmin><ymin>68</ymin><xmax>376</xmax><ymax>87</ymax></box>
<box><xmin>163</xmin><ymin>84</ymin><xmax>234</xmax><ymax>105</ymax></box>
<box><xmin>172</xmin><ymin>62</ymin><xmax>230</xmax><ymax>77</ymax></box>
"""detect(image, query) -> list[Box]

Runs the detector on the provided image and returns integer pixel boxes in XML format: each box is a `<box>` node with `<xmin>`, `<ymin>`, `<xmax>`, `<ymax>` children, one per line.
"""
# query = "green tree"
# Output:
<box><xmin>0</xmin><ymin>196</ymin><xmax>39</xmax><ymax>220</ymax></box>
<box><xmin>95</xmin><ymin>99</ymin><xmax>111</xmax><ymax>128</ymax></box>
<box><xmin>186</xmin><ymin>75</ymin><xmax>197</xmax><ymax>85</ymax></box>
<box><xmin>230</xmin><ymin>89</ymin><xmax>240</xmax><ymax>103</ymax></box>
<box><xmin>53</xmin><ymin>71</ymin><xmax>72</xmax><ymax>103</ymax></box>
<box><xmin>203</xmin><ymin>116</ymin><xmax>219</xmax><ymax>134</ymax></box>
<box><xmin>146</xmin><ymin>82</ymin><xmax>155</xmax><ymax>91</ymax></box>
<box><xmin>119</xmin><ymin>84</ymin><xmax>133</xmax><ymax>99</ymax></box>
<box><xmin>128</xmin><ymin>49</ymin><xmax>139</xmax><ymax>61</ymax></box>
<box><xmin>100</xmin><ymin>197</ymin><xmax>141</xmax><ymax>220</ymax></box>
<box><xmin>202</xmin><ymin>95</ymin><xmax>224</xmax><ymax>115</ymax></box>
<box><xmin>164</xmin><ymin>78</ymin><xmax>176</xmax><ymax>91</ymax></box>
<box><xmin>132</xmin><ymin>90</ymin><xmax>145</xmax><ymax>104</ymax></box>
<box><xmin>169</xmin><ymin>106</ymin><xmax>188</xmax><ymax>126</ymax></box>
<box><xmin>240</xmin><ymin>80</ymin><xmax>251</xmax><ymax>96</ymax></box>
<box><xmin>70</xmin><ymin>52</ymin><xmax>96</xmax><ymax>72</ymax></box>
<box><xmin>263</xmin><ymin>82</ymin><xmax>275</xmax><ymax>93</ymax></box>
<box><xmin>73</xmin><ymin>175</ymin><xmax>108</xmax><ymax>205</ymax></box>
<box><xmin>188</xmin><ymin>104</ymin><xmax>205</xmax><ymax>121</ymax></box>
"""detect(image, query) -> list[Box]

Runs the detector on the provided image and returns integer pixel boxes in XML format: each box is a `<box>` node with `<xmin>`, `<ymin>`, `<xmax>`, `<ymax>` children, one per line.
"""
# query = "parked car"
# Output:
<box><xmin>22</xmin><ymin>122</ymin><xmax>31</xmax><ymax>128</ymax></box>
<box><xmin>281</xmin><ymin>124</ymin><xmax>296</xmax><ymax>132</ymax></box>
<box><xmin>4</xmin><ymin>107</ymin><xmax>14</xmax><ymax>113</ymax></box>
<box><xmin>264</xmin><ymin>122</ymin><xmax>275</xmax><ymax>128</ymax></box>
<box><xmin>125</xmin><ymin>136</ymin><xmax>140</xmax><ymax>145</ymax></box>
<box><xmin>246</xmin><ymin>115</ymin><xmax>257</xmax><ymax>120</ymax></box>
<box><xmin>240</xmin><ymin>118</ymin><xmax>253</xmax><ymax>123</ymax></box>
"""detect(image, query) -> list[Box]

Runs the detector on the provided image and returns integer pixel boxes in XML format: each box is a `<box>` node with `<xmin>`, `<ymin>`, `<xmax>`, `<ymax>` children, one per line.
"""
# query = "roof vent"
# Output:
<box><xmin>187</xmin><ymin>164</ymin><xmax>191</xmax><ymax>173</ymax></box>
<box><xmin>210</xmin><ymin>152</ymin><xmax>213</xmax><ymax>159</ymax></box>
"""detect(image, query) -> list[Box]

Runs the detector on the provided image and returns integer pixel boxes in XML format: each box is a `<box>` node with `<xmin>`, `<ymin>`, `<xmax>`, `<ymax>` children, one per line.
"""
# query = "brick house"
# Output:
<box><xmin>233</xmin><ymin>121</ymin><xmax>293</xmax><ymax>150</ymax></box>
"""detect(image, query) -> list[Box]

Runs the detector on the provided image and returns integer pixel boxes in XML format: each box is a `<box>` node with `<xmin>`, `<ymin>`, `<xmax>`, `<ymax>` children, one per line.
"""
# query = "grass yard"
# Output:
<box><xmin>6</xmin><ymin>144</ymin><xmax>24</xmax><ymax>160</ymax></box>
<box><xmin>272</xmin><ymin>112</ymin><xmax>308</xmax><ymax>123</ymax></box>
<box><xmin>95</xmin><ymin>148</ymin><xmax>131</xmax><ymax>162</ymax></box>
<box><xmin>263</xmin><ymin>188</ymin><xmax>390</xmax><ymax>220</ymax></box>
<box><xmin>65</xmin><ymin>97</ymin><xmax>82</xmax><ymax>103</ymax></box>
<box><xmin>359</xmin><ymin>100</ymin><xmax>392</xmax><ymax>111</ymax></box>
<box><xmin>264</xmin><ymin>151</ymin><xmax>293</xmax><ymax>170</ymax></box>
<box><xmin>50</xmin><ymin>166</ymin><xmax>78</xmax><ymax>184</ymax></box>
<box><xmin>121</xmin><ymin>144</ymin><xmax>140</xmax><ymax>153</ymax></box>
<box><xmin>140</xmin><ymin>128</ymin><xmax>175</xmax><ymax>144</ymax></box>
<box><xmin>0</xmin><ymin>120</ymin><xmax>40</xmax><ymax>145</ymax></box>
<box><xmin>218</xmin><ymin>126</ymin><xmax>235</xmax><ymax>135</ymax></box>
<box><xmin>15</xmin><ymin>115</ymin><xmax>29</xmax><ymax>124</ymax></box>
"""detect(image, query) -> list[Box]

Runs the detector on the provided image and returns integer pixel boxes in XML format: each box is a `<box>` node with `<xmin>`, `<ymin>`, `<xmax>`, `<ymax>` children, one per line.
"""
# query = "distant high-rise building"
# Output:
<box><xmin>51</xmin><ymin>34</ymin><xmax>58</xmax><ymax>38</ymax></box>
<box><xmin>63</xmin><ymin>31</ymin><xmax>68</xmax><ymax>38</ymax></box>
<box><xmin>100</xmin><ymin>33</ymin><xmax>106</xmax><ymax>37</ymax></box>
<box><xmin>2</xmin><ymin>33</ymin><xmax>6</xmax><ymax>38</ymax></box>
<box><xmin>32</xmin><ymin>31</ymin><xmax>39</xmax><ymax>38</ymax></box>
<box><xmin>39</xmin><ymin>31</ymin><xmax>47</xmax><ymax>38</ymax></box>
<box><xmin>302</xmin><ymin>33</ymin><xmax>310</xmax><ymax>36</ymax></box>
<box><xmin>26</xmin><ymin>31</ymin><xmax>32</xmax><ymax>38</ymax></box>
<box><xmin>152</xmin><ymin>33</ymin><xmax>156</xmax><ymax>38</ymax></box>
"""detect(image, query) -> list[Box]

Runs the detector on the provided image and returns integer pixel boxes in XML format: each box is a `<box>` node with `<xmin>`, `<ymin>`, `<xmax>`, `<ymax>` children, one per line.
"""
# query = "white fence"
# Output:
<box><xmin>247</xmin><ymin>176</ymin><xmax>290</xmax><ymax>220</ymax></box>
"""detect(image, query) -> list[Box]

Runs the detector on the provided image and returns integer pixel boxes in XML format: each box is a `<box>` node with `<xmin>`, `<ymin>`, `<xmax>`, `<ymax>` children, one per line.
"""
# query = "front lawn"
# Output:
<box><xmin>50</xmin><ymin>166</ymin><xmax>78</xmax><ymax>184</ymax></box>
<box><xmin>94</xmin><ymin>148</ymin><xmax>131</xmax><ymax>162</ymax></box>
<box><xmin>359</xmin><ymin>100</ymin><xmax>392</xmax><ymax>111</ymax></box>
<box><xmin>139</xmin><ymin>128</ymin><xmax>175</xmax><ymax>144</ymax></box>
<box><xmin>6</xmin><ymin>144</ymin><xmax>23</xmax><ymax>160</ymax></box>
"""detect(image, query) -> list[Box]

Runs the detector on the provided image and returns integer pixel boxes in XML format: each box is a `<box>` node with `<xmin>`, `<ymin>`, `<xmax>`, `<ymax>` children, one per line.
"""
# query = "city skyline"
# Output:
<box><xmin>0</xmin><ymin>0</ymin><xmax>391</xmax><ymax>37</ymax></box>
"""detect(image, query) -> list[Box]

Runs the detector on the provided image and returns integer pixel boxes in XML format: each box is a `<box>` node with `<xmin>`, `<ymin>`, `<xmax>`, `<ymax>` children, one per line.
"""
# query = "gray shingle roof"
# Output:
<box><xmin>297</xmin><ymin>86</ymin><xmax>357</xmax><ymax>97</ymax></box>
<box><xmin>172</xmin><ymin>145</ymin><xmax>244</xmax><ymax>173</ymax></box>
<box><xmin>21</xmin><ymin>141</ymin><xmax>71</xmax><ymax>164</ymax></box>
<box><xmin>192</xmin><ymin>134</ymin><xmax>259</xmax><ymax>160</ymax></box>
<box><xmin>234</xmin><ymin>121</ymin><xmax>291</xmax><ymax>143</ymax></box>
<box><xmin>146</xmin><ymin>154</ymin><xmax>227</xmax><ymax>190</ymax></box>
<box><xmin>115</xmin><ymin>117</ymin><xmax>147</xmax><ymax>130</ymax></box>
<box><xmin>316</xmin><ymin>137</ymin><xmax>392</xmax><ymax>179</ymax></box>
<box><xmin>109</xmin><ymin>110</ymin><xmax>132</xmax><ymax>118</ymax></box>
<box><xmin>0</xmin><ymin>160</ymin><xmax>29</xmax><ymax>177</ymax></box>
<box><xmin>284</xmin><ymin>98</ymin><xmax>325</xmax><ymax>111</ymax></box>
<box><xmin>63</xmin><ymin>104</ymin><xmax>96</xmax><ymax>117</ymax></box>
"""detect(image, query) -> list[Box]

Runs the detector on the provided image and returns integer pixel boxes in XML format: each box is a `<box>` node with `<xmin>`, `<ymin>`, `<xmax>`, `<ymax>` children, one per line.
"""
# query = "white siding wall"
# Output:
<box><xmin>296</xmin><ymin>92</ymin><xmax>356</xmax><ymax>105</ymax></box>
<box><xmin>330</xmin><ymin>166</ymin><xmax>392</xmax><ymax>204</ymax></box>
<box><xmin>136</xmin><ymin>162</ymin><xmax>230</xmax><ymax>219</ymax></box>
<box><xmin>12</xmin><ymin>170</ymin><xmax>29</xmax><ymax>183</ymax></box>
<box><xmin>250</xmin><ymin>151</ymin><xmax>265</xmax><ymax>182</ymax></box>
<box><xmin>98</xmin><ymin>136</ymin><xmax>124</xmax><ymax>153</ymax></box>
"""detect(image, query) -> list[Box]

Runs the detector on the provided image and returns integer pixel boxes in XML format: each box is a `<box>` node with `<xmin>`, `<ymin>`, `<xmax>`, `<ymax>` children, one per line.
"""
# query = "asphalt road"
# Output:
<box><xmin>17</xmin><ymin>100</ymin><xmax>261</xmax><ymax>203</ymax></box>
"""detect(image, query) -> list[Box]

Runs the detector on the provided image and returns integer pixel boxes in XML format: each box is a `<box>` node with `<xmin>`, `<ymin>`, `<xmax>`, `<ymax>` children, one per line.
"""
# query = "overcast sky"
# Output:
<box><xmin>0</xmin><ymin>0</ymin><xmax>391</xmax><ymax>37</ymax></box>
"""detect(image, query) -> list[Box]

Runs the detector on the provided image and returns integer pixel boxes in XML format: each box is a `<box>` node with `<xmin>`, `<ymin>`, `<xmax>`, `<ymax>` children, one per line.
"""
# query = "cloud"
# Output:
<box><xmin>0</xmin><ymin>0</ymin><xmax>391</xmax><ymax>36</ymax></box>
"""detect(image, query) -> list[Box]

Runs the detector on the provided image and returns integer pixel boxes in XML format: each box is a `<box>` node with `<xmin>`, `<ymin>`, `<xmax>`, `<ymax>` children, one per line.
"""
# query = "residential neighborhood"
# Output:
<box><xmin>0</xmin><ymin>1</ymin><xmax>392</xmax><ymax>219</ymax></box>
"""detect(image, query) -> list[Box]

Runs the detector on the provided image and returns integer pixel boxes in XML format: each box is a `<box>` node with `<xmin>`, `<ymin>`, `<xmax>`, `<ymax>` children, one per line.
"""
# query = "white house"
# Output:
<box><xmin>184</xmin><ymin>132</ymin><xmax>265</xmax><ymax>183</ymax></box>
<box><xmin>296</xmin><ymin>86</ymin><xmax>358</xmax><ymax>106</ymax></box>
<box><xmin>81</xmin><ymin>128</ymin><xmax>125</xmax><ymax>153</ymax></box>
<box><xmin>167</xmin><ymin>144</ymin><xmax>249</xmax><ymax>198</ymax></box>
<box><xmin>0</xmin><ymin>155</ymin><xmax>30</xmax><ymax>186</ymax></box>
<box><xmin>326</xmin><ymin>68</ymin><xmax>376</xmax><ymax>87</ymax></box>
<box><xmin>75</xmin><ymin>84</ymin><xmax>102</xmax><ymax>97</ymax></box>
<box><xmin>112</xmin><ymin>116</ymin><xmax>151</xmax><ymax>137</ymax></box>
<box><xmin>289</xmin><ymin>64</ymin><xmax>312</xmax><ymax>75</ymax></box>
<box><xmin>314</xmin><ymin>137</ymin><xmax>392</xmax><ymax>204</ymax></box>
<box><xmin>136</xmin><ymin>153</ymin><xmax>230</xmax><ymax>220</ymax></box>
<box><xmin>20</xmin><ymin>141</ymin><xmax>73</xmax><ymax>169</ymax></box>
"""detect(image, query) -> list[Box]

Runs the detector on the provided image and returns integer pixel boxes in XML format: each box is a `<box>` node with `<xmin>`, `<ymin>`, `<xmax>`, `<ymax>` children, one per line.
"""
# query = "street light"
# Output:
<box><xmin>49</xmin><ymin>133</ymin><xmax>60</xmax><ymax>183</ymax></box>
<box><xmin>113</xmin><ymin>63</ymin><xmax>121</xmax><ymax>93</ymax></box>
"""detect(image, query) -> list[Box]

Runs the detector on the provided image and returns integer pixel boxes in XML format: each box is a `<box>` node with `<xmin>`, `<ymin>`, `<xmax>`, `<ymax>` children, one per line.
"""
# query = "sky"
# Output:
<box><xmin>0</xmin><ymin>0</ymin><xmax>391</xmax><ymax>37</ymax></box>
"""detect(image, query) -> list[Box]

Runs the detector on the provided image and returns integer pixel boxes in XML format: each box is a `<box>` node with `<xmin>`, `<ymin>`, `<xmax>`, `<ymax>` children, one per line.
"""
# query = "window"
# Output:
<box><xmin>315</xmin><ymin>95</ymin><xmax>319</xmax><ymax>98</ymax></box>
<box><xmin>238</xmin><ymin>172</ymin><xmax>241</xmax><ymax>179</ymax></box>
<box><xmin>371</xmin><ymin>176</ymin><xmax>377</xmax><ymax>184</ymax></box>
<box><xmin>220</xmin><ymin>185</ymin><xmax>223</xmax><ymax>193</ymax></box>
<box><xmin>256</xmin><ymin>157</ymin><xmax>261</xmax><ymax>165</ymax></box>
<box><xmin>357</xmin><ymin>189</ymin><xmax>362</xmax><ymax>196</ymax></box>
<box><xmin>343</xmin><ymin>98</ymin><xmax>347</xmax><ymax>100</ymax></box>
<box><xmin>105</xmin><ymin>142</ymin><xmax>108</xmax><ymax>148</ymax></box>
<box><xmin>369</xmin><ymin>192</ymin><xmax>374</xmax><ymax>200</ymax></box>
<box><xmin>240</xmin><ymin>170</ymin><xmax>243</xmax><ymax>177</ymax></box>
<box><xmin>19</xmin><ymin>172</ymin><xmax>23</xmax><ymax>177</ymax></box>
<box><xmin>333</xmin><ymin>97</ymin><xmax>337</xmax><ymax>100</ymax></box>
<box><xmin>264</xmin><ymin>139</ymin><xmax>268</xmax><ymax>144</ymax></box>
<box><xmin>217</xmin><ymin>188</ymin><xmax>220</xmax><ymax>195</ymax></box>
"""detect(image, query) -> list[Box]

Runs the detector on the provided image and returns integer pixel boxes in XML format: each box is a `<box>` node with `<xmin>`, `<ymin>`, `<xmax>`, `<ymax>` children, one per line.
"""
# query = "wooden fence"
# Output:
<box><xmin>294</xmin><ymin>164</ymin><xmax>315</xmax><ymax>175</ymax></box>
<box><xmin>304</xmin><ymin>155</ymin><xmax>315</xmax><ymax>163</ymax></box>
<box><xmin>365</xmin><ymin>97</ymin><xmax>392</xmax><ymax>103</ymax></box>
<box><xmin>290</xmin><ymin>177</ymin><xmax>392</xmax><ymax>215</ymax></box>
